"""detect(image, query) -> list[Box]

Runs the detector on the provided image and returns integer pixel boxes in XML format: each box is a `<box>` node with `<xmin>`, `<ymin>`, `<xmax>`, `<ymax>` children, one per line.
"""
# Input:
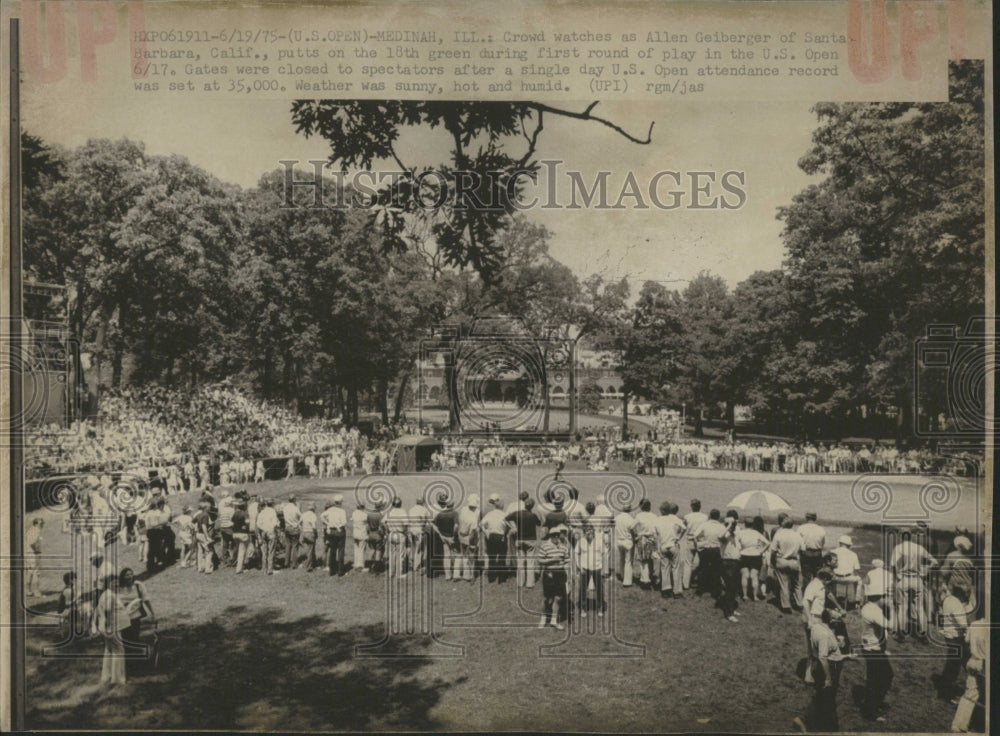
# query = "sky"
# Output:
<box><xmin>21</xmin><ymin>90</ymin><xmax>820</xmax><ymax>292</ymax></box>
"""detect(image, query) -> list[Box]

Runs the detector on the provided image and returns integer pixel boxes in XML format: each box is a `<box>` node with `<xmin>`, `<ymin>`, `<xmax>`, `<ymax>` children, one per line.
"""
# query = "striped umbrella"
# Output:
<box><xmin>727</xmin><ymin>490</ymin><xmax>792</xmax><ymax>514</ymax></box>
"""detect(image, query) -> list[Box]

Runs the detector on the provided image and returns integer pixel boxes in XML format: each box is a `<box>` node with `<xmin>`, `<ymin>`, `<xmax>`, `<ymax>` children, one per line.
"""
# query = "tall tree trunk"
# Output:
<box><xmin>693</xmin><ymin>405</ymin><xmax>704</xmax><ymax>437</ymax></box>
<box><xmin>378</xmin><ymin>376</ymin><xmax>389</xmax><ymax>425</ymax></box>
<box><xmin>347</xmin><ymin>385</ymin><xmax>359</xmax><ymax>427</ymax></box>
<box><xmin>621</xmin><ymin>391</ymin><xmax>629</xmax><ymax>439</ymax></box>
<box><xmin>89</xmin><ymin>301</ymin><xmax>117</xmax><ymax>412</ymax></box>
<box><xmin>725</xmin><ymin>400</ymin><xmax>735</xmax><ymax>433</ymax></box>
<box><xmin>393</xmin><ymin>370</ymin><xmax>411</xmax><ymax>424</ymax></box>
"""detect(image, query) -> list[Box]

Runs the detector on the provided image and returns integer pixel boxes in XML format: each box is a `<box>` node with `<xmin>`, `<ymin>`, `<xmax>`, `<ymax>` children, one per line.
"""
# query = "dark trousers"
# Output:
<box><xmin>542</xmin><ymin>569</ymin><xmax>568</xmax><ymax>619</ymax></box>
<box><xmin>284</xmin><ymin>530</ymin><xmax>300</xmax><ymax>568</ymax></box>
<box><xmin>862</xmin><ymin>651</ymin><xmax>893</xmax><ymax>719</ymax></box>
<box><xmin>655</xmin><ymin>459</ymin><xmax>665</xmax><ymax>476</ymax></box>
<box><xmin>579</xmin><ymin>569</ymin><xmax>605</xmax><ymax>612</ymax></box>
<box><xmin>485</xmin><ymin>534</ymin><xmax>507</xmax><ymax>582</ymax></box>
<box><xmin>325</xmin><ymin>531</ymin><xmax>346</xmax><ymax>576</ymax></box>
<box><xmin>938</xmin><ymin>636</ymin><xmax>966</xmax><ymax>697</ymax></box>
<box><xmin>300</xmin><ymin>532</ymin><xmax>317</xmax><ymax>570</ymax></box>
<box><xmin>698</xmin><ymin>547</ymin><xmax>723</xmax><ymax>599</ymax></box>
<box><xmin>800</xmin><ymin>549</ymin><xmax>823</xmax><ymax>586</ymax></box>
<box><xmin>720</xmin><ymin>559</ymin><xmax>741</xmax><ymax>617</ymax></box>
<box><xmin>807</xmin><ymin>661</ymin><xmax>841</xmax><ymax>731</ymax></box>
<box><xmin>125</xmin><ymin>514</ymin><xmax>137</xmax><ymax>544</ymax></box>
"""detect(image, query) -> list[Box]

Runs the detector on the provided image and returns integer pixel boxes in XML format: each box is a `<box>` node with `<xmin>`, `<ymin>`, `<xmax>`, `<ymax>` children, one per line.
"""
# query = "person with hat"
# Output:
<box><xmin>832</xmin><ymin>535</ymin><xmax>862</xmax><ymax>607</ymax></box>
<box><xmin>456</xmin><ymin>495</ymin><xmax>481</xmax><ymax>582</ymax></box>
<box><xmin>934</xmin><ymin>582</ymin><xmax>971</xmax><ymax>702</ymax></box>
<box><xmin>299</xmin><ymin>502</ymin><xmax>318</xmax><ymax>572</ymax></box>
<box><xmin>432</xmin><ymin>495</ymin><xmax>459</xmax><ymax>580</ymax></box>
<box><xmin>939</xmin><ymin>534</ymin><xmax>975</xmax><ymax>612</ymax></box>
<box><xmin>614</xmin><ymin>502</ymin><xmax>637</xmax><ymax>587</ymax></box>
<box><xmin>537</xmin><ymin>524</ymin><xmax>570</xmax><ymax>629</ymax></box>
<box><xmin>858</xmin><ymin>572</ymin><xmax>893</xmax><ymax>722</ymax></box>
<box><xmin>798</xmin><ymin>512</ymin><xmax>827</xmax><ymax>587</ymax></box>
<box><xmin>351</xmin><ymin>501</ymin><xmax>368</xmax><ymax>572</ymax></box>
<box><xmin>481</xmin><ymin>494</ymin><xmax>510</xmax><ymax>583</ymax></box>
<box><xmin>321</xmin><ymin>495</ymin><xmax>348</xmax><ymax>576</ymax></box>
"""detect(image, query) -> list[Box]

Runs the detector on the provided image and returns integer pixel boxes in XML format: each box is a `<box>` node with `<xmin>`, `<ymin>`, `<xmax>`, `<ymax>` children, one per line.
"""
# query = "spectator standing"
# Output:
<box><xmin>299</xmin><ymin>502</ymin><xmax>318</xmax><ymax>572</ymax></box>
<box><xmin>321</xmin><ymin>495</ymin><xmax>348</xmax><ymax>577</ymax></box>
<box><xmin>614</xmin><ymin>503</ymin><xmax>637</xmax><ymax>588</ymax></box>
<box><xmin>351</xmin><ymin>502</ymin><xmax>368</xmax><ymax>572</ymax></box>
<box><xmin>798</xmin><ymin>512</ymin><xmax>826</xmax><ymax>586</ymax></box>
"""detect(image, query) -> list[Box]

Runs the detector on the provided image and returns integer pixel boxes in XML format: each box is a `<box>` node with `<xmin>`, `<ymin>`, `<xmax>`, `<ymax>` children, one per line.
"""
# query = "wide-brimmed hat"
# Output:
<box><xmin>838</xmin><ymin>535</ymin><xmax>852</xmax><ymax>547</ymax></box>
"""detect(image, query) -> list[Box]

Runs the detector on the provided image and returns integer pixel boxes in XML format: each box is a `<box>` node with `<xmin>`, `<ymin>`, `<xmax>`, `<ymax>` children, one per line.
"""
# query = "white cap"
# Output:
<box><xmin>332</xmin><ymin>494</ymin><xmax>343</xmax><ymax>505</ymax></box>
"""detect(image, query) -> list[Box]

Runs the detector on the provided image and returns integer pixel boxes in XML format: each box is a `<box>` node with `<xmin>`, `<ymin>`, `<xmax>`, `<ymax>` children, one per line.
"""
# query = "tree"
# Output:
<box><xmin>776</xmin><ymin>60</ymin><xmax>985</xmax><ymax>439</ymax></box>
<box><xmin>290</xmin><ymin>100</ymin><xmax>653</xmax><ymax>283</ymax></box>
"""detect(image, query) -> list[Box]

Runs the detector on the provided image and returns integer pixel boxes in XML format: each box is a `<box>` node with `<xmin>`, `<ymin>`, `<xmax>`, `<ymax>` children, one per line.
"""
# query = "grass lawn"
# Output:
<box><xmin>21</xmin><ymin>467</ymin><xmax>982</xmax><ymax>731</ymax></box>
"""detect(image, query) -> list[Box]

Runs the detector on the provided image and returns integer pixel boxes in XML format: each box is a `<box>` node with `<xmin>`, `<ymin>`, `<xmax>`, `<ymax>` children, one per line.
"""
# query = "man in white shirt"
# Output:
<box><xmin>480</xmin><ymin>494</ymin><xmax>510</xmax><ymax>583</ymax></box>
<box><xmin>576</xmin><ymin>523</ymin><xmax>608</xmax><ymax>617</ymax></box>
<box><xmin>832</xmin><ymin>535</ymin><xmax>862</xmax><ymax>604</ymax></box>
<box><xmin>320</xmin><ymin>495</ymin><xmax>348</xmax><ymax>576</ymax></box>
<box><xmin>653</xmin><ymin>501</ymin><xmax>686</xmax><ymax>599</ymax></box>
<box><xmin>281</xmin><ymin>496</ymin><xmax>302</xmax><ymax>570</ymax></box>
<box><xmin>797</xmin><ymin>511</ymin><xmax>826</xmax><ymax>586</ymax></box>
<box><xmin>614</xmin><ymin>504</ymin><xmax>637</xmax><ymax>587</ymax></box>
<box><xmin>859</xmin><ymin>583</ymin><xmax>893</xmax><ymax>722</ymax></box>
<box><xmin>890</xmin><ymin>528</ymin><xmax>937</xmax><ymax>641</ymax></box>
<box><xmin>771</xmin><ymin>517</ymin><xmax>804</xmax><ymax>612</ymax></box>
<box><xmin>681</xmin><ymin>498</ymin><xmax>708</xmax><ymax>592</ymax></box>
<box><xmin>802</xmin><ymin>567</ymin><xmax>834</xmax><ymax>683</ymax></box>
<box><xmin>351</xmin><ymin>502</ymin><xmax>368</xmax><ymax>572</ymax></box>
<box><xmin>255</xmin><ymin>500</ymin><xmax>280</xmax><ymax>575</ymax></box>
<box><xmin>633</xmin><ymin>499</ymin><xmax>659</xmax><ymax>587</ymax></box>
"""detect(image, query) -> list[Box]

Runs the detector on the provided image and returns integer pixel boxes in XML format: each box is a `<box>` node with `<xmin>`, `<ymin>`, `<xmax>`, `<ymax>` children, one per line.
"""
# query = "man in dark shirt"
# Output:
<box><xmin>433</xmin><ymin>498</ymin><xmax>459</xmax><ymax>580</ymax></box>
<box><xmin>507</xmin><ymin>498</ymin><xmax>540</xmax><ymax>588</ymax></box>
<box><xmin>543</xmin><ymin>499</ymin><xmax>568</xmax><ymax>536</ymax></box>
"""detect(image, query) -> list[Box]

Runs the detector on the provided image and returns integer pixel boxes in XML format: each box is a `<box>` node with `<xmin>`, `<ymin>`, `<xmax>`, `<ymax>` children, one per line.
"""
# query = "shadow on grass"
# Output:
<box><xmin>26</xmin><ymin>605</ymin><xmax>450</xmax><ymax>730</ymax></box>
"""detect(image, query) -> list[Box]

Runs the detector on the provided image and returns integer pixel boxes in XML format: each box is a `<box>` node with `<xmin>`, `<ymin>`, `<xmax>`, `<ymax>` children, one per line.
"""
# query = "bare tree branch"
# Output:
<box><xmin>528</xmin><ymin>101</ymin><xmax>654</xmax><ymax>145</ymax></box>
